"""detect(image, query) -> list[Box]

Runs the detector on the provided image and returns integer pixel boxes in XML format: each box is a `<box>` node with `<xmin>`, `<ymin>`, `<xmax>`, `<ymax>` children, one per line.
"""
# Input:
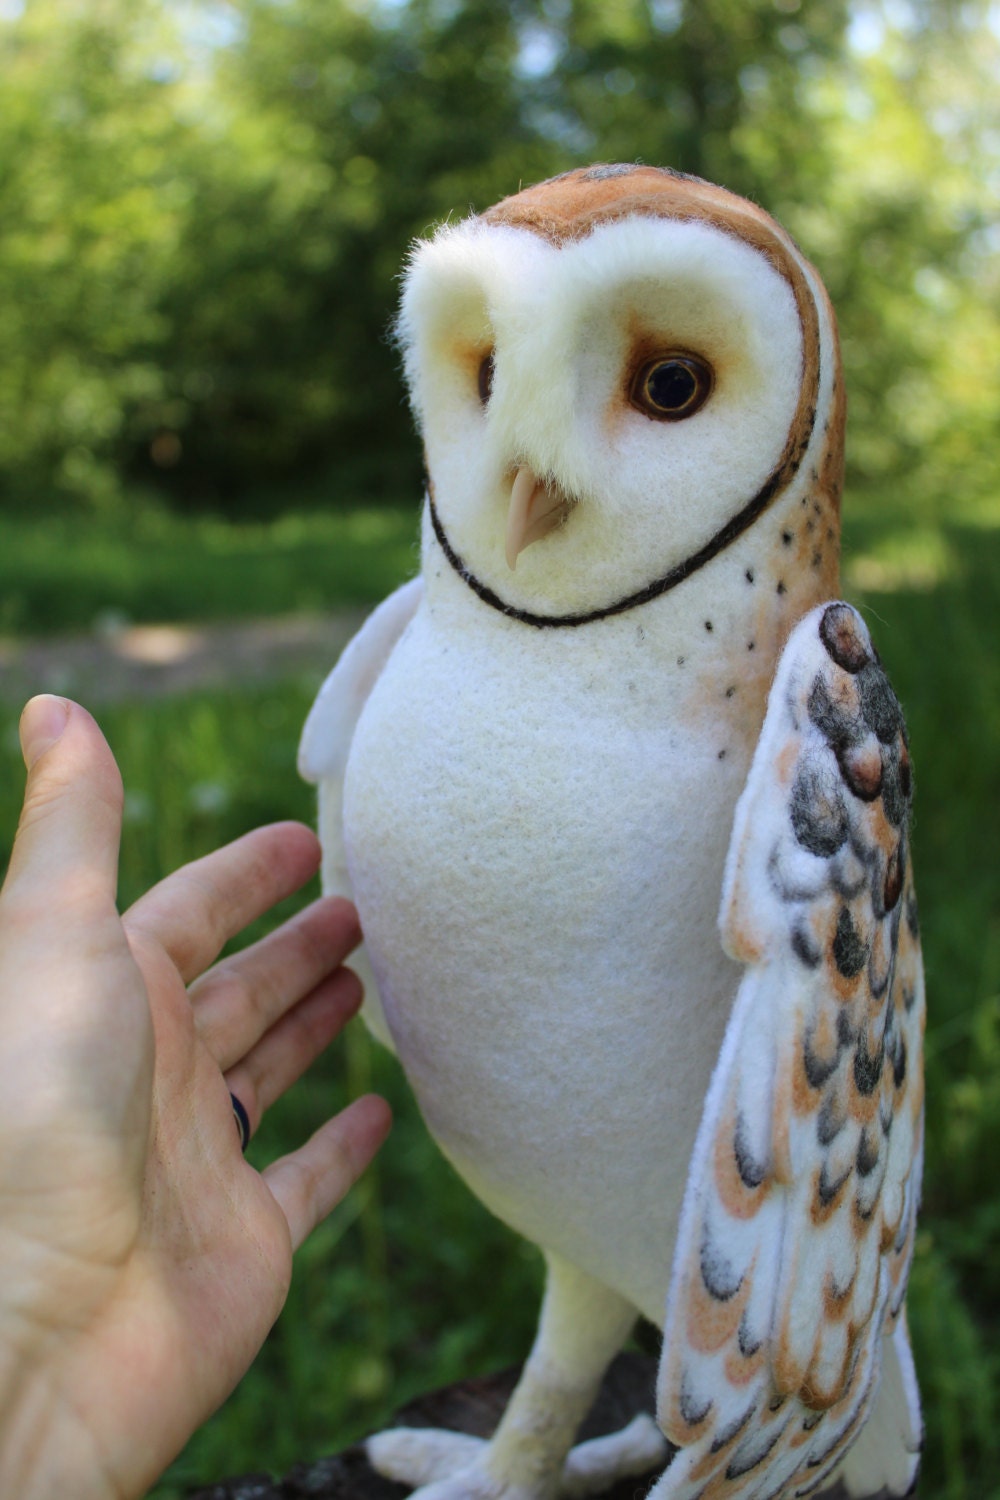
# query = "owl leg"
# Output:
<box><xmin>368</xmin><ymin>1252</ymin><xmax>662</xmax><ymax>1500</ymax></box>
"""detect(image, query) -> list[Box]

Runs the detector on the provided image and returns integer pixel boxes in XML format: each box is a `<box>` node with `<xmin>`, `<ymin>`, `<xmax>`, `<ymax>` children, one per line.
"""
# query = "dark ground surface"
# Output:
<box><xmin>185</xmin><ymin>1355</ymin><xmax>664</xmax><ymax>1500</ymax></box>
<box><xmin>184</xmin><ymin>1354</ymin><xmax>882</xmax><ymax>1500</ymax></box>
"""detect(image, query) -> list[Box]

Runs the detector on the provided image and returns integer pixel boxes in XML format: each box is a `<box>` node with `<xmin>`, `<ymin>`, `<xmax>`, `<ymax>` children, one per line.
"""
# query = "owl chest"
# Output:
<box><xmin>342</xmin><ymin>614</ymin><xmax>747</xmax><ymax>1304</ymax></box>
<box><xmin>345</xmin><ymin>611</ymin><xmax>741</xmax><ymax>1113</ymax></box>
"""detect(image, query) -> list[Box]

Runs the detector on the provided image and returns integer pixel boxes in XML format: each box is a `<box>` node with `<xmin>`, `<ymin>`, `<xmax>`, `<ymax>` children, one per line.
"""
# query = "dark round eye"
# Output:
<box><xmin>630</xmin><ymin>353</ymin><xmax>713</xmax><ymax>421</ymax></box>
<box><xmin>478</xmin><ymin>350</ymin><xmax>494</xmax><ymax>406</ymax></box>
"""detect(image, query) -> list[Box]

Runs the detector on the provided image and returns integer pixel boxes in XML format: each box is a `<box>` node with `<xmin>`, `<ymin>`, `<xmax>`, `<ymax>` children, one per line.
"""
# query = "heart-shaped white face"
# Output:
<box><xmin>397</xmin><ymin>204</ymin><xmax>829</xmax><ymax>625</ymax></box>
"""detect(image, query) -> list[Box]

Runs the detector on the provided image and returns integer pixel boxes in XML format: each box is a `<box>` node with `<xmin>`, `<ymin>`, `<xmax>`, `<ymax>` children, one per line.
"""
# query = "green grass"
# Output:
<box><xmin>0</xmin><ymin>495</ymin><xmax>998</xmax><ymax>1497</ymax></box>
<box><xmin>0</xmin><ymin>500</ymin><xmax>420</xmax><ymax>635</ymax></box>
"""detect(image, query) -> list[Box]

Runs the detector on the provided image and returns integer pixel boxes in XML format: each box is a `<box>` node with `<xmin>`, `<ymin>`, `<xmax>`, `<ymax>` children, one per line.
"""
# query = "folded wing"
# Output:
<box><xmin>299</xmin><ymin>576</ymin><xmax>424</xmax><ymax>1048</ymax></box>
<box><xmin>654</xmin><ymin>602</ymin><xmax>925</xmax><ymax>1500</ymax></box>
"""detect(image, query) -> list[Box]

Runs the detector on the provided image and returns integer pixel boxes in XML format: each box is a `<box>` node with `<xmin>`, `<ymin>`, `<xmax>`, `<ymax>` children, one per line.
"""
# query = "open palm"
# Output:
<box><xmin>0</xmin><ymin>696</ymin><xmax>390</xmax><ymax>1500</ymax></box>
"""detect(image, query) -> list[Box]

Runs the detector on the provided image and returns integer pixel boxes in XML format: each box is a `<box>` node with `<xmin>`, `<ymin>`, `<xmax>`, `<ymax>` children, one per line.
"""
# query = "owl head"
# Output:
<box><xmin>396</xmin><ymin>164</ymin><xmax>844</xmax><ymax>629</ymax></box>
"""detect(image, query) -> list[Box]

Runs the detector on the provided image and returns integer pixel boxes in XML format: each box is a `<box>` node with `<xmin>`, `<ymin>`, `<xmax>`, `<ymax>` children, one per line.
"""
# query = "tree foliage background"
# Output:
<box><xmin>2</xmin><ymin>2</ymin><xmax>1000</xmax><ymax>1496</ymax></box>
<box><xmin>0</xmin><ymin>0</ymin><xmax>997</xmax><ymax>523</ymax></box>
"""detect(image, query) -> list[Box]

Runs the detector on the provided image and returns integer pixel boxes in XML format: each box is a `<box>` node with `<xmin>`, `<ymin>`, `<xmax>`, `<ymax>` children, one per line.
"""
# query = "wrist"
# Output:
<box><xmin>0</xmin><ymin>1349</ymin><xmax>125</xmax><ymax>1500</ymax></box>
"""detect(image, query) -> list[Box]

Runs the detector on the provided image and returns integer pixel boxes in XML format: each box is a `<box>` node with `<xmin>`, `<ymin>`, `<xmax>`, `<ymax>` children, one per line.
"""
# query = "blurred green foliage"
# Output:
<box><xmin>0</xmin><ymin>0</ymin><xmax>996</xmax><ymax>518</ymax></box>
<box><xmin>1</xmin><ymin>2</ymin><xmax>999</xmax><ymax>1497</ymax></box>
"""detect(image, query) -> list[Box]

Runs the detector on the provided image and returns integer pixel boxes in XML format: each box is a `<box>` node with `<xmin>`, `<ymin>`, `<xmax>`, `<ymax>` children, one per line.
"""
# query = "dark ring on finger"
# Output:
<box><xmin>230</xmin><ymin>1092</ymin><xmax>251</xmax><ymax>1153</ymax></box>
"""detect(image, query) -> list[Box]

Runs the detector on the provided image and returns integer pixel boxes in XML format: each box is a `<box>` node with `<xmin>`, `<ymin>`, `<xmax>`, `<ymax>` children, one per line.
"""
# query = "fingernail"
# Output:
<box><xmin>19</xmin><ymin>695</ymin><xmax>70</xmax><ymax>769</ymax></box>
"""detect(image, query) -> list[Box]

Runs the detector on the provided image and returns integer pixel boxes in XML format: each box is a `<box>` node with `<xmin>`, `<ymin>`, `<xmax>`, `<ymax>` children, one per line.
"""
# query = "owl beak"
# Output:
<box><xmin>505</xmin><ymin>465</ymin><xmax>574</xmax><ymax>570</ymax></box>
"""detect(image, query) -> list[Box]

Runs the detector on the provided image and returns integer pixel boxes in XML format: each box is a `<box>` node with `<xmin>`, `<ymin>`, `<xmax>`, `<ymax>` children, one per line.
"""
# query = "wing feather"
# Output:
<box><xmin>653</xmin><ymin>603</ymin><xmax>925</xmax><ymax>1500</ymax></box>
<box><xmin>299</xmin><ymin>576</ymin><xmax>423</xmax><ymax>1048</ymax></box>
<box><xmin>299</xmin><ymin>576</ymin><xmax>423</xmax><ymax>785</ymax></box>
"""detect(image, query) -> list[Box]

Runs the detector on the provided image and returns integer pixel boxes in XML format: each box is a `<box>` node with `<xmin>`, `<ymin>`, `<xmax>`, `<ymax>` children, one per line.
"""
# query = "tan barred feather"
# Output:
<box><xmin>652</xmin><ymin>603</ymin><xmax>924</xmax><ymax>1500</ymax></box>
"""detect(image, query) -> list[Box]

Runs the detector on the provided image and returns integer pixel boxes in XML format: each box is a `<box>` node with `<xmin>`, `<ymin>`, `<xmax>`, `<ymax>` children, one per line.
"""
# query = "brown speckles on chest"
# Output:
<box><xmin>670</xmin><ymin>484</ymin><xmax>840</xmax><ymax>767</ymax></box>
<box><xmin>773</xmin><ymin>487</ymin><xmax>840</xmax><ymax>603</ymax></box>
<box><xmin>674</xmin><ymin>651</ymin><xmax>772</xmax><ymax>766</ymax></box>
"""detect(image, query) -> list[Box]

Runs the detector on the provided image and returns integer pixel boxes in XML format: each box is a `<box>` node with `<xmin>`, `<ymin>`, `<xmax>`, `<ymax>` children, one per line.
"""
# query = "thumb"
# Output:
<box><xmin>3</xmin><ymin>697</ymin><xmax>124</xmax><ymax>911</ymax></box>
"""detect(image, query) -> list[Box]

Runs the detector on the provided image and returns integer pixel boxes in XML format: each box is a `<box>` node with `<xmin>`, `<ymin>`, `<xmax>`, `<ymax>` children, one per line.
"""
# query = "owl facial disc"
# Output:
<box><xmin>401</xmin><ymin>165</ymin><xmax>840</xmax><ymax>629</ymax></box>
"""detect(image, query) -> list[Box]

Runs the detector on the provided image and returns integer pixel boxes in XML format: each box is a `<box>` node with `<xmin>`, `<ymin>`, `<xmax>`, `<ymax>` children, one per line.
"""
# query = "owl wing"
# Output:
<box><xmin>299</xmin><ymin>576</ymin><xmax>423</xmax><ymax>1048</ymax></box>
<box><xmin>654</xmin><ymin>602</ymin><xmax>925</xmax><ymax>1500</ymax></box>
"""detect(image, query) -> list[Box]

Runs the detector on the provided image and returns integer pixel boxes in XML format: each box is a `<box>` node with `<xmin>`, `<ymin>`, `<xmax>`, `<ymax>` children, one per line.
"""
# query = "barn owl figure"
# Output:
<box><xmin>299</xmin><ymin>166</ymin><xmax>925</xmax><ymax>1500</ymax></box>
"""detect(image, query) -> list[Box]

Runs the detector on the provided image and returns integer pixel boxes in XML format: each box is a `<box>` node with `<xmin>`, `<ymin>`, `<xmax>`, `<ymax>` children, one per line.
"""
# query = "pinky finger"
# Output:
<box><xmin>262</xmin><ymin>1094</ymin><xmax>392</xmax><ymax>1252</ymax></box>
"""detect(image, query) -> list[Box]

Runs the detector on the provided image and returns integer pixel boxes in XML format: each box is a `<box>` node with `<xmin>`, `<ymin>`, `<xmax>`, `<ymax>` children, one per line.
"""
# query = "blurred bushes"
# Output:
<box><xmin>0</xmin><ymin>0</ymin><xmax>996</xmax><ymax>518</ymax></box>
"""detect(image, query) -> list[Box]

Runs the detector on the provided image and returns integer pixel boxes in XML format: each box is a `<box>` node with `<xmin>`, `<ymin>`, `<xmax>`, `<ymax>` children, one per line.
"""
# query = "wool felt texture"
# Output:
<box><xmin>398</xmin><ymin>214</ymin><xmax>812</xmax><ymax>622</ymax></box>
<box><xmin>299</xmin><ymin>165</ymin><xmax>924</xmax><ymax>1500</ymax></box>
<box><xmin>651</xmin><ymin>602</ymin><xmax>923</xmax><ymax>1500</ymax></box>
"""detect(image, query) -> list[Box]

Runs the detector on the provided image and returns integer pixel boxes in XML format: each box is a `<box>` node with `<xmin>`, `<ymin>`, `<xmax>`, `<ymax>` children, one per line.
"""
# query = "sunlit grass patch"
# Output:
<box><xmin>0</xmin><ymin>496</ymin><xmax>420</xmax><ymax>636</ymax></box>
<box><xmin>843</xmin><ymin>525</ymin><xmax>958</xmax><ymax>593</ymax></box>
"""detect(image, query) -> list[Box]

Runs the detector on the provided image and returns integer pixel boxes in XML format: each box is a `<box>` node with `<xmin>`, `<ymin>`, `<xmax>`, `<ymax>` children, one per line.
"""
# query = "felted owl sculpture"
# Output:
<box><xmin>299</xmin><ymin>165</ymin><xmax>925</xmax><ymax>1500</ymax></box>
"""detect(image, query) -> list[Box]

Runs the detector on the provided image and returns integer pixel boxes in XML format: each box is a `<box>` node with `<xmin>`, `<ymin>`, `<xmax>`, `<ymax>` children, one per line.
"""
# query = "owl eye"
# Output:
<box><xmin>478</xmin><ymin>350</ymin><xmax>495</xmax><ymax>406</ymax></box>
<box><xmin>630</xmin><ymin>353</ymin><xmax>713</xmax><ymax>421</ymax></box>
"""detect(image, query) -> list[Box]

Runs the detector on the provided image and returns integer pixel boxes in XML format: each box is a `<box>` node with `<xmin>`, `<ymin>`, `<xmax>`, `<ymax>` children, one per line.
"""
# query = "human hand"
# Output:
<box><xmin>0</xmin><ymin>695</ymin><xmax>391</xmax><ymax>1500</ymax></box>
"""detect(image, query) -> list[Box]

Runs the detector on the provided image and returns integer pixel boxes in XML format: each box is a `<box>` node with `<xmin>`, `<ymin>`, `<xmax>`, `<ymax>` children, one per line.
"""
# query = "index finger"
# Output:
<box><xmin>123</xmin><ymin>822</ymin><xmax>321</xmax><ymax>984</ymax></box>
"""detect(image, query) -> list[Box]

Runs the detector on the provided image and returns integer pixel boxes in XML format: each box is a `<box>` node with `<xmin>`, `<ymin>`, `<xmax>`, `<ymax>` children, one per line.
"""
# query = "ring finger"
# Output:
<box><xmin>224</xmin><ymin>966</ymin><xmax>364</xmax><ymax>1140</ymax></box>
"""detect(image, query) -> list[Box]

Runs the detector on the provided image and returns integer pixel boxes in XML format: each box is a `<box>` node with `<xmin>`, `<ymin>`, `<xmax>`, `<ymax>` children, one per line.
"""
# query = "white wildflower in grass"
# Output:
<box><xmin>189</xmin><ymin>781</ymin><xmax>231</xmax><ymax>815</ymax></box>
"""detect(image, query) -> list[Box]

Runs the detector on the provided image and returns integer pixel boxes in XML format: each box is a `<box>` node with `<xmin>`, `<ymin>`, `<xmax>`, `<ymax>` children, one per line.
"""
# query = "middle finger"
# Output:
<box><xmin>124</xmin><ymin>822</ymin><xmax>321</xmax><ymax>985</ymax></box>
<box><xmin>190</xmin><ymin>895</ymin><xmax>361</xmax><ymax>1071</ymax></box>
